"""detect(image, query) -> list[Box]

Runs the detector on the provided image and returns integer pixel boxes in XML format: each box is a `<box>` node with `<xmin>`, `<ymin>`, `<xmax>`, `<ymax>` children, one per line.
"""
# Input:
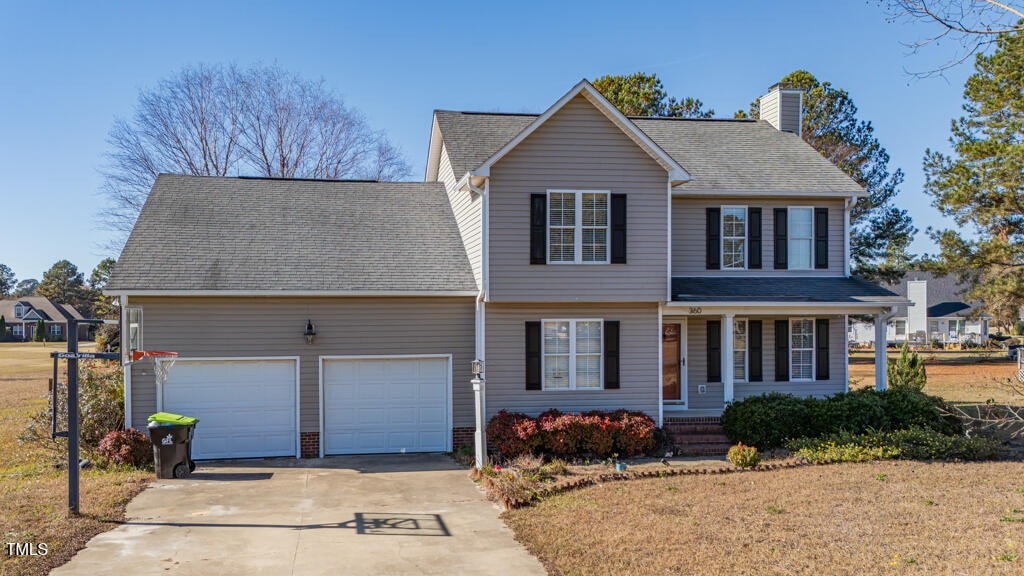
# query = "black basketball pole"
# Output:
<box><xmin>67</xmin><ymin>318</ymin><xmax>80</xmax><ymax>516</ymax></box>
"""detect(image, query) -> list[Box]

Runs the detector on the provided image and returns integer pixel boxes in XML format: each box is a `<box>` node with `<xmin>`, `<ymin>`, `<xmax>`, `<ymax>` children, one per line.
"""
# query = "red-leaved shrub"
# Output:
<box><xmin>486</xmin><ymin>410</ymin><xmax>542</xmax><ymax>456</ymax></box>
<box><xmin>487</xmin><ymin>409</ymin><xmax>657</xmax><ymax>459</ymax></box>
<box><xmin>98</xmin><ymin>428</ymin><xmax>153</xmax><ymax>467</ymax></box>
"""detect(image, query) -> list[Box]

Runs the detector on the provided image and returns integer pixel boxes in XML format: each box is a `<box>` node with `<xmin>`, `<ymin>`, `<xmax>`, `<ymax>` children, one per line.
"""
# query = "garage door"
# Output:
<box><xmin>322</xmin><ymin>356</ymin><xmax>450</xmax><ymax>455</ymax></box>
<box><xmin>160</xmin><ymin>358</ymin><xmax>298</xmax><ymax>460</ymax></box>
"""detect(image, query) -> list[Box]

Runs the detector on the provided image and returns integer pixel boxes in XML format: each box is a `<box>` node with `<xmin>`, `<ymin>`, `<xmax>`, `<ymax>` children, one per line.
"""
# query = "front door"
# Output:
<box><xmin>663</xmin><ymin>322</ymin><xmax>687</xmax><ymax>406</ymax></box>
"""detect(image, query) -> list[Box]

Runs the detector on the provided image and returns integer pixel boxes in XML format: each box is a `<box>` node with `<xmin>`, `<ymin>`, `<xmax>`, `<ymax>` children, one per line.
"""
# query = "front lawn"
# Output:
<box><xmin>504</xmin><ymin>460</ymin><xmax>1024</xmax><ymax>575</ymax></box>
<box><xmin>0</xmin><ymin>342</ymin><xmax>152</xmax><ymax>576</ymax></box>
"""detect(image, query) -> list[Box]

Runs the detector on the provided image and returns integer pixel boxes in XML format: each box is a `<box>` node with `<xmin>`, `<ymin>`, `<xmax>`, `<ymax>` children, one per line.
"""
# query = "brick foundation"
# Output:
<box><xmin>300</xmin><ymin>431</ymin><xmax>320</xmax><ymax>458</ymax></box>
<box><xmin>452</xmin><ymin>427</ymin><xmax>475</xmax><ymax>450</ymax></box>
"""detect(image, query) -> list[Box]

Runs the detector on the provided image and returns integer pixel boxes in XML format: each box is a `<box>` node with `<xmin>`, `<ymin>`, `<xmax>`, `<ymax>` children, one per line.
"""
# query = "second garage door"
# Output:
<box><xmin>322</xmin><ymin>356</ymin><xmax>450</xmax><ymax>455</ymax></box>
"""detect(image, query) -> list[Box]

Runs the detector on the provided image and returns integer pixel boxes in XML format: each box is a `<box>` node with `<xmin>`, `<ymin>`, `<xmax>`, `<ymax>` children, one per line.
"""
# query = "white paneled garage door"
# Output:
<box><xmin>160</xmin><ymin>358</ymin><xmax>298</xmax><ymax>460</ymax></box>
<box><xmin>322</xmin><ymin>356</ymin><xmax>450</xmax><ymax>455</ymax></box>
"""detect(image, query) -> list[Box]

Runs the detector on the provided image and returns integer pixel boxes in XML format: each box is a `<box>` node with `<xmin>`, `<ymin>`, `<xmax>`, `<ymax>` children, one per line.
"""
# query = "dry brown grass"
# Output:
<box><xmin>849</xmin><ymin>350</ymin><xmax>1021</xmax><ymax>404</ymax></box>
<box><xmin>0</xmin><ymin>342</ymin><xmax>151</xmax><ymax>576</ymax></box>
<box><xmin>504</xmin><ymin>460</ymin><xmax>1024</xmax><ymax>576</ymax></box>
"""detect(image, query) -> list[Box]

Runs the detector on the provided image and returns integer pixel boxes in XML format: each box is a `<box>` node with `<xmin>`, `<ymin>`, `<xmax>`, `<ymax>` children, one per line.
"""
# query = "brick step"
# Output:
<box><xmin>668</xmin><ymin>433</ymin><xmax>731</xmax><ymax>444</ymax></box>
<box><xmin>674</xmin><ymin>443</ymin><xmax>732</xmax><ymax>457</ymax></box>
<box><xmin>663</xmin><ymin>423</ymin><xmax>727</xmax><ymax>435</ymax></box>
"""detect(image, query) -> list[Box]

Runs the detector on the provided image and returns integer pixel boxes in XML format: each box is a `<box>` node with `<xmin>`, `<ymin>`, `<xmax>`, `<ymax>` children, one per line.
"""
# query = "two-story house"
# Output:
<box><xmin>106</xmin><ymin>80</ymin><xmax>903</xmax><ymax>462</ymax></box>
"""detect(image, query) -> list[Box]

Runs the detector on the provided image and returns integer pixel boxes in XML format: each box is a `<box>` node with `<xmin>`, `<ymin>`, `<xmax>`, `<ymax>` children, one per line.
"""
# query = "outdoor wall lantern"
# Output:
<box><xmin>471</xmin><ymin>359</ymin><xmax>484</xmax><ymax>377</ymax></box>
<box><xmin>304</xmin><ymin>320</ymin><xmax>317</xmax><ymax>344</ymax></box>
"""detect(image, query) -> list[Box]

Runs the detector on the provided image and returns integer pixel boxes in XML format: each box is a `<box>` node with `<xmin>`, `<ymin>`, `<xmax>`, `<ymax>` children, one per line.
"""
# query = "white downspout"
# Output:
<box><xmin>844</xmin><ymin>197</ymin><xmax>857</xmax><ymax>277</ymax></box>
<box><xmin>120</xmin><ymin>294</ymin><xmax>131</xmax><ymax>429</ymax></box>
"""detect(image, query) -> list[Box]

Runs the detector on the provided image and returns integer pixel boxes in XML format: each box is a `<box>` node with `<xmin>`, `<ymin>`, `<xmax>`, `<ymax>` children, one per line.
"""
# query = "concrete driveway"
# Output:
<box><xmin>52</xmin><ymin>454</ymin><xmax>546</xmax><ymax>575</ymax></box>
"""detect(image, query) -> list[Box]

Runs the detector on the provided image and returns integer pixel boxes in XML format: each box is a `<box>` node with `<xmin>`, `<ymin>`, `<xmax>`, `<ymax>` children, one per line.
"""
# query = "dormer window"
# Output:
<box><xmin>14</xmin><ymin>304</ymin><xmax>24</xmax><ymax>319</ymax></box>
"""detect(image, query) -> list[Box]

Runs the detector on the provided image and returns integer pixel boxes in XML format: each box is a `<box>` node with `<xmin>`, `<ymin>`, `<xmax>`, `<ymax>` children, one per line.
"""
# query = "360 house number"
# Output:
<box><xmin>688</xmin><ymin>307</ymin><xmax>702</xmax><ymax>314</ymax></box>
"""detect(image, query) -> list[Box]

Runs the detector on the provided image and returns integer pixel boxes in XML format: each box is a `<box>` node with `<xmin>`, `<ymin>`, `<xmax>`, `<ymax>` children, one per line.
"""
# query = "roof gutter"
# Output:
<box><xmin>104</xmin><ymin>290</ymin><xmax>481</xmax><ymax>297</ymax></box>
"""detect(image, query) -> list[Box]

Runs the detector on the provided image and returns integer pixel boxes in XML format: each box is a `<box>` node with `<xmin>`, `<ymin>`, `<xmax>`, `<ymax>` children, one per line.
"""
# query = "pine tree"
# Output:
<box><xmin>887</xmin><ymin>342</ymin><xmax>927</xmax><ymax>391</ymax></box>
<box><xmin>924</xmin><ymin>28</ymin><xmax>1024</xmax><ymax>330</ymax></box>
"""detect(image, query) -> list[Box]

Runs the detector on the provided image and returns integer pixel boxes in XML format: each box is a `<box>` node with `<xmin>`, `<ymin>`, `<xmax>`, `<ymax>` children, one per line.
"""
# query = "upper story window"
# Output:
<box><xmin>14</xmin><ymin>304</ymin><xmax>24</xmax><ymax>318</ymax></box>
<box><xmin>722</xmin><ymin>207</ymin><xmax>747</xmax><ymax>269</ymax></box>
<box><xmin>542</xmin><ymin>319</ymin><xmax>603</xmax><ymax>390</ymax></box>
<box><xmin>548</xmin><ymin>190</ymin><xmax>609</xmax><ymax>264</ymax></box>
<box><xmin>788</xmin><ymin>207</ymin><xmax>814</xmax><ymax>270</ymax></box>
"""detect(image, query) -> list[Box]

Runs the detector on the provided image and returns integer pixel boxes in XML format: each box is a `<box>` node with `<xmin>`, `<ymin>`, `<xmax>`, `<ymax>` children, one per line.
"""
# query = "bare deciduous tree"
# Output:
<box><xmin>99</xmin><ymin>63</ymin><xmax>411</xmax><ymax>248</ymax></box>
<box><xmin>883</xmin><ymin>0</ymin><xmax>1024</xmax><ymax>76</ymax></box>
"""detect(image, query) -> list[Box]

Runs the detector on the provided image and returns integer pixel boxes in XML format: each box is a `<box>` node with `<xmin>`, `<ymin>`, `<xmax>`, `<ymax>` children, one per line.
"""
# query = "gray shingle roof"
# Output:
<box><xmin>671</xmin><ymin>276</ymin><xmax>901</xmax><ymax>303</ymax></box>
<box><xmin>434</xmin><ymin>111</ymin><xmax>534</xmax><ymax>178</ymax></box>
<box><xmin>434</xmin><ymin>110</ymin><xmax>863</xmax><ymax>194</ymax></box>
<box><xmin>107</xmin><ymin>175</ymin><xmax>477</xmax><ymax>293</ymax></box>
<box><xmin>0</xmin><ymin>297</ymin><xmax>84</xmax><ymax>323</ymax></box>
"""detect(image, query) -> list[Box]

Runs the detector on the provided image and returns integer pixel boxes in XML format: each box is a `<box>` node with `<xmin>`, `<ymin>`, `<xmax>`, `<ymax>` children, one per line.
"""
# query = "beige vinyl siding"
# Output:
<box><xmin>484</xmin><ymin>303</ymin><xmax>659</xmax><ymax>420</ymax></box>
<box><xmin>439</xmin><ymin>143</ymin><xmax>483</xmax><ymax>288</ymax></box>
<box><xmin>672</xmin><ymin>197</ymin><xmax>846</xmax><ymax>276</ymax></box>
<box><xmin>488</xmin><ymin>95</ymin><xmax>669</xmax><ymax>302</ymax></box>
<box><xmin>680</xmin><ymin>315</ymin><xmax>846</xmax><ymax>409</ymax></box>
<box><xmin>126</xmin><ymin>297</ymin><xmax>475</xmax><ymax>432</ymax></box>
<box><xmin>760</xmin><ymin>96</ymin><xmax>779</xmax><ymax>130</ymax></box>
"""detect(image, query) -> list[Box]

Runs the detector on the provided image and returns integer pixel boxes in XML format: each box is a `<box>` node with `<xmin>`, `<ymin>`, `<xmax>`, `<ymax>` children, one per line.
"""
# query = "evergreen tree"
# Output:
<box><xmin>0</xmin><ymin>315</ymin><xmax>6</xmax><ymax>339</ymax></box>
<box><xmin>593</xmin><ymin>72</ymin><xmax>713</xmax><ymax>118</ymax></box>
<box><xmin>33</xmin><ymin>319</ymin><xmax>45</xmax><ymax>342</ymax></box>
<box><xmin>887</xmin><ymin>342</ymin><xmax>927</xmax><ymax>391</ymax></box>
<box><xmin>923</xmin><ymin>28</ymin><xmax>1024</xmax><ymax>330</ymax></box>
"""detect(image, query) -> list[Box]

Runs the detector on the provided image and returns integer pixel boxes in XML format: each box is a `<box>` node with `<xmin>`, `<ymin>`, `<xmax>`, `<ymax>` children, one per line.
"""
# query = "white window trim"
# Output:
<box><xmin>721</xmin><ymin>205</ymin><xmax>747</xmax><ymax>270</ymax></box>
<box><xmin>790</xmin><ymin>317</ymin><xmax>815</xmax><ymax>382</ymax></box>
<box><xmin>49</xmin><ymin>324</ymin><xmax>61</xmax><ymax>336</ymax></box>
<box><xmin>547</xmin><ymin>190</ymin><xmax>611</xmax><ymax>265</ymax></box>
<box><xmin>13</xmin><ymin>304</ymin><xmax>24</xmax><ymax>319</ymax></box>
<box><xmin>12</xmin><ymin>324</ymin><xmax>23</xmax><ymax>336</ymax></box>
<box><xmin>733</xmin><ymin>317</ymin><xmax>748</xmax><ymax>383</ymax></box>
<box><xmin>126</xmin><ymin>306</ymin><xmax>143</xmax><ymax>353</ymax></box>
<box><xmin>541</xmin><ymin>318</ymin><xmax>604</xmax><ymax>390</ymax></box>
<box><xmin>788</xmin><ymin>206</ymin><xmax>814</xmax><ymax>270</ymax></box>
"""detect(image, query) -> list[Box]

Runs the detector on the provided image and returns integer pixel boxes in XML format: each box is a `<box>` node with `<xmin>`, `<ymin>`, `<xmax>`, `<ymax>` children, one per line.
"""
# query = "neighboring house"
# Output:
<box><xmin>0</xmin><ymin>296</ymin><xmax>88</xmax><ymax>341</ymax></box>
<box><xmin>105</xmin><ymin>80</ymin><xmax>904</xmax><ymax>461</ymax></box>
<box><xmin>849</xmin><ymin>271</ymin><xmax>990</xmax><ymax>346</ymax></box>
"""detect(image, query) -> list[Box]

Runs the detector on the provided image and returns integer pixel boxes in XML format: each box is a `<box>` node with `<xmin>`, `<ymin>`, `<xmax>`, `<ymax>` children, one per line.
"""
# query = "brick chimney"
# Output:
<box><xmin>759</xmin><ymin>84</ymin><xmax>802</xmax><ymax>136</ymax></box>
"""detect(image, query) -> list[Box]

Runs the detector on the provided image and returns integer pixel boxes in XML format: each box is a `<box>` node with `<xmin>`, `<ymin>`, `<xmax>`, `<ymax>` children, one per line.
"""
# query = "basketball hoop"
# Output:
<box><xmin>129</xmin><ymin>350</ymin><xmax>179</xmax><ymax>388</ymax></box>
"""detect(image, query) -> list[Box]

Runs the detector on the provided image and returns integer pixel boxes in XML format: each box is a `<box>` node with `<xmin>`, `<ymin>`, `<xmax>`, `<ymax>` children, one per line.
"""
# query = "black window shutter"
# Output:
<box><xmin>610</xmin><ymin>194</ymin><xmax>627</xmax><ymax>264</ymax></box>
<box><xmin>774</xmin><ymin>320</ymin><xmax>789</xmax><ymax>382</ymax></box>
<box><xmin>525</xmin><ymin>321</ymin><xmax>541</xmax><ymax>390</ymax></box>
<box><xmin>748</xmin><ymin>208</ymin><xmax>762</xmax><ymax>269</ymax></box>
<box><xmin>604</xmin><ymin>321</ymin><xmax>620</xmax><ymax>389</ymax></box>
<box><xmin>749</xmin><ymin>320</ymin><xmax>763</xmax><ymax>382</ymax></box>
<box><xmin>706</xmin><ymin>208</ymin><xmax>721</xmax><ymax>270</ymax></box>
<box><xmin>707</xmin><ymin>320</ymin><xmax>721</xmax><ymax>383</ymax></box>
<box><xmin>530</xmin><ymin>194</ymin><xmax>547</xmax><ymax>265</ymax></box>
<box><xmin>814</xmin><ymin>207</ymin><xmax>829</xmax><ymax>269</ymax></box>
<box><xmin>815</xmin><ymin>318</ymin><xmax>830</xmax><ymax>380</ymax></box>
<box><xmin>774</xmin><ymin>208</ymin><xmax>788</xmax><ymax>270</ymax></box>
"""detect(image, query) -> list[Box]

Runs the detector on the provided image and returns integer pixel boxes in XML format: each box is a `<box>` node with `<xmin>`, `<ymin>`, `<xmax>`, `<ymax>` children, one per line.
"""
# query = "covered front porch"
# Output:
<box><xmin>662</xmin><ymin>276</ymin><xmax>907</xmax><ymax>417</ymax></box>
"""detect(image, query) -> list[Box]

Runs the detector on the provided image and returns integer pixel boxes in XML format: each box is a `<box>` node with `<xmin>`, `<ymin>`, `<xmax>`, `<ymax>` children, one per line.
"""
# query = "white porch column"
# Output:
<box><xmin>874</xmin><ymin>314</ymin><xmax>888</xmax><ymax>391</ymax></box>
<box><xmin>723</xmin><ymin>313</ymin><xmax>735</xmax><ymax>403</ymax></box>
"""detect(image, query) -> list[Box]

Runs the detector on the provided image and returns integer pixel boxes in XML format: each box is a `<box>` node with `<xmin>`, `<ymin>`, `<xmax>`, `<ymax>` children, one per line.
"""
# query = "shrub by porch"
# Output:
<box><xmin>486</xmin><ymin>409</ymin><xmax>657</xmax><ymax>460</ymax></box>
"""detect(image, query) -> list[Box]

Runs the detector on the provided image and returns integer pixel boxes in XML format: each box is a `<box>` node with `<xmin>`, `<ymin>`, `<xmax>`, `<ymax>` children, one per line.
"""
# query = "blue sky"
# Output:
<box><xmin>0</xmin><ymin>0</ymin><xmax>975</xmax><ymax>285</ymax></box>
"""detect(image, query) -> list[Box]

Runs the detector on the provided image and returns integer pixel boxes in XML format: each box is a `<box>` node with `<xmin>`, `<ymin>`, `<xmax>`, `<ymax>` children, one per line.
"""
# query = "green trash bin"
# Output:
<box><xmin>148</xmin><ymin>412</ymin><xmax>199</xmax><ymax>479</ymax></box>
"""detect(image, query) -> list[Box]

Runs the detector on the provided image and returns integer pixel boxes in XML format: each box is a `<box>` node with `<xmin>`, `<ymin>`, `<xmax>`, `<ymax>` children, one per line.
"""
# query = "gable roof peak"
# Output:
<box><xmin>470</xmin><ymin>79</ymin><xmax>691</xmax><ymax>185</ymax></box>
